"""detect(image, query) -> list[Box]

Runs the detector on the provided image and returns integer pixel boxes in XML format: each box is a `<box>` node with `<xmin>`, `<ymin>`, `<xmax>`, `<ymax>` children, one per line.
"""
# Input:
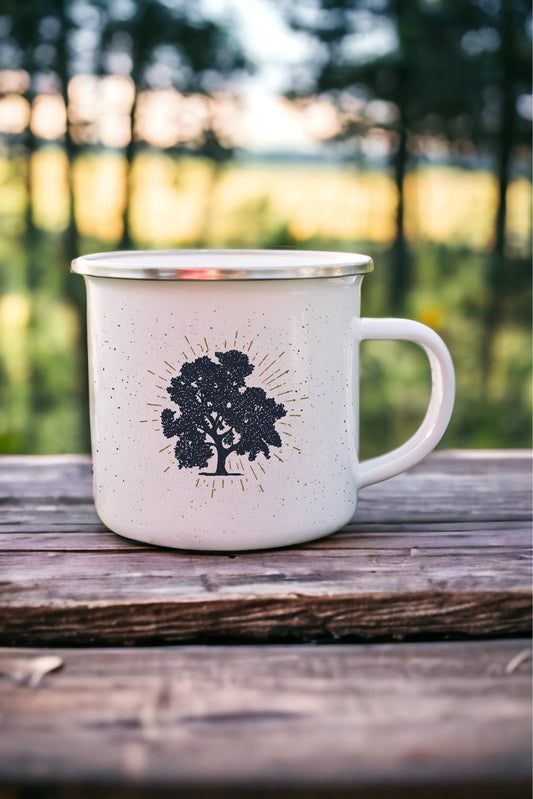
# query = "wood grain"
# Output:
<box><xmin>0</xmin><ymin>640</ymin><xmax>531</xmax><ymax>798</ymax></box>
<box><xmin>0</xmin><ymin>451</ymin><xmax>531</xmax><ymax>645</ymax></box>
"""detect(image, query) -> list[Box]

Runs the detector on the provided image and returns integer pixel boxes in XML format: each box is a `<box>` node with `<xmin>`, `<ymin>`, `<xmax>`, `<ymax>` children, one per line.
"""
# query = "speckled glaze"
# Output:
<box><xmin>77</xmin><ymin>251</ymin><xmax>455</xmax><ymax>551</ymax></box>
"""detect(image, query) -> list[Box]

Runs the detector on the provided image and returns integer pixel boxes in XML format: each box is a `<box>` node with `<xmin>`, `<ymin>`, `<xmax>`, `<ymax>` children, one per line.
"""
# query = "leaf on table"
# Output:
<box><xmin>0</xmin><ymin>655</ymin><xmax>64</xmax><ymax>687</ymax></box>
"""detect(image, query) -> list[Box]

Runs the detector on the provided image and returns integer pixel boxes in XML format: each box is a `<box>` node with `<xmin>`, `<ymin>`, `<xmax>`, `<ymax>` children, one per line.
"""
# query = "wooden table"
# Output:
<box><xmin>0</xmin><ymin>450</ymin><xmax>531</xmax><ymax>798</ymax></box>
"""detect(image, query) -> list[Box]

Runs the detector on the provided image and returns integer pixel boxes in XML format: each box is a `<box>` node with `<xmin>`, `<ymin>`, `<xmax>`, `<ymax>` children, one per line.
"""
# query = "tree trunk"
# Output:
<box><xmin>119</xmin><ymin>85</ymin><xmax>138</xmax><ymax>250</ymax></box>
<box><xmin>201</xmin><ymin>445</ymin><xmax>241</xmax><ymax>476</ymax></box>
<box><xmin>214</xmin><ymin>447</ymin><xmax>231</xmax><ymax>476</ymax></box>
<box><xmin>389</xmin><ymin>113</ymin><xmax>411</xmax><ymax>315</ymax></box>
<box><xmin>388</xmin><ymin>0</ymin><xmax>413</xmax><ymax>316</ymax></box>
<box><xmin>24</xmin><ymin>88</ymin><xmax>43</xmax><ymax>453</ymax></box>
<box><xmin>481</xmin><ymin>2</ymin><xmax>516</xmax><ymax>384</ymax></box>
<box><xmin>56</xmin><ymin>11</ymin><xmax>90</xmax><ymax>452</ymax></box>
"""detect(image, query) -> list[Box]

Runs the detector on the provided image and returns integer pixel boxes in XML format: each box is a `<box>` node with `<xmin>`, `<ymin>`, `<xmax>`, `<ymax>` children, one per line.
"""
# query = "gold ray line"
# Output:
<box><xmin>270</xmin><ymin>383</ymin><xmax>285</xmax><ymax>391</ymax></box>
<box><xmin>281</xmin><ymin>431</ymin><xmax>293</xmax><ymax>437</ymax></box>
<box><xmin>211</xmin><ymin>479</ymin><xmax>215</xmax><ymax>498</ymax></box>
<box><xmin>293</xmin><ymin>447</ymin><xmax>301</xmax><ymax>452</ymax></box>
<box><xmin>234</xmin><ymin>330</ymin><xmax>238</xmax><ymax>346</ymax></box>
<box><xmin>204</xmin><ymin>337</ymin><xmax>209</xmax><ymax>352</ymax></box>
<box><xmin>224</xmin><ymin>340</ymin><xmax>227</xmax><ymax>348</ymax></box>
<box><xmin>261</xmin><ymin>350</ymin><xmax>285</xmax><ymax>377</ymax></box>
<box><xmin>258</xmin><ymin>462</ymin><xmax>266</xmax><ymax>474</ymax></box>
<box><xmin>266</xmin><ymin>369</ymin><xmax>288</xmax><ymax>385</ymax></box>
<box><xmin>273</xmin><ymin>453</ymin><xmax>284</xmax><ymax>462</ymax></box>
<box><xmin>148</xmin><ymin>403</ymin><xmax>162</xmax><ymax>407</ymax></box>
<box><xmin>164</xmin><ymin>361</ymin><xmax>176</xmax><ymax>371</ymax></box>
<box><xmin>195</xmin><ymin>478</ymin><xmax>200</xmax><ymax>487</ymax></box>
<box><xmin>147</xmin><ymin>370</ymin><xmax>155</xmax><ymax>375</ymax></box>
<box><xmin>300</xmin><ymin>396</ymin><xmax>309</xmax><ymax>400</ymax></box>
<box><xmin>259</xmin><ymin>360</ymin><xmax>276</xmax><ymax>376</ymax></box>
<box><xmin>165</xmin><ymin>369</ymin><xmax>173</xmax><ymax>374</ymax></box>
<box><xmin>250</xmin><ymin>465</ymin><xmax>258</xmax><ymax>481</ymax></box>
<box><xmin>240</xmin><ymin>479</ymin><xmax>245</xmax><ymax>492</ymax></box>
<box><xmin>279</xmin><ymin>422</ymin><xmax>292</xmax><ymax>426</ymax></box>
<box><xmin>182</xmin><ymin>352</ymin><xmax>188</xmax><ymax>360</ymax></box>
<box><xmin>289</xmin><ymin>414</ymin><xmax>301</xmax><ymax>417</ymax></box>
<box><xmin>159</xmin><ymin>444</ymin><xmax>171</xmax><ymax>452</ymax></box>
<box><xmin>222</xmin><ymin>479</ymin><xmax>225</xmax><ymax>488</ymax></box>
<box><xmin>154</xmin><ymin>428</ymin><xmax>161</xmax><ymax>431</ymax></box>
<box><xmin>277</xmin><ymin>390</ymin><xmax>293</xmax><ymax>396</ymax></box>
<box><xmin>163</xmin><ymin>466</ymin><xmax>170</xmax><ymax>473</ymax></box>
<box><xmin>247</xmin><ymin>339</ymin><xmax>254</xmax><ymax>351</ymax></box>
<box><xmin>256</xmin><ymin>353</ymin><xmax>269</xmax><ymax>368</ymax></box>
<box><xmin>228</xmin><ymin>458</ymin><xmax>232</xmax><ymax>471</ymax></box>
<box><xmin>239</xmin><ymin>459</ymin><xmax>245</xmax><ymax>471</ymax></box>
<box><xmin>263</xmin><ymin>369</ymin><xmax>281</xmax><ymax>384</ymax></box>
<box><xmin>285</xmin><ymin>399</ymin><xmax>297</xmax><ymax>403</ymax></box>
<box><xmin>158</xmin><ymin>375</ymin><xmax>167</xmax><ymax>381</ymax></box>
<box><xmin>200</xmin><ymin>344</ymin><xmax>204</xmax><ymax>352</ymax></box>
<box><xmin>258</xmin><ymin>484</ymin><xmax>264</xmax><ymax>493</ymax></box>
<box><xmin>139</xmin><ymin>420</ymin><xmax>148</xmax><ymax>423</ymax></box>
<box><xmin>156</xmin><ymin>385</ymin><xmax>164</xmax><ymax>389</ymax></box>
<box><xmin>152</xmin><ymin>418</ymin><xmax>158</xmax><ymax>421</ymax></box>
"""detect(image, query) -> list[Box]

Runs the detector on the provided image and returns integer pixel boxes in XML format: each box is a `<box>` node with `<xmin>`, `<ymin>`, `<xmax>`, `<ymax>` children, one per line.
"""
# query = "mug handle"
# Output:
<box><xmin>357</xmin><ymin>318</ymin><xmax>455</xmax><ymax>489</ymax></box>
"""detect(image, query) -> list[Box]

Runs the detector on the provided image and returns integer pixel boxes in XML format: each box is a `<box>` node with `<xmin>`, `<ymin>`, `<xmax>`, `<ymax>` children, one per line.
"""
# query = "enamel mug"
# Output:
<box><xmin>71</xmin><ymin>249</ymin><xmax>455</xmax><ymax>551</ymax></box>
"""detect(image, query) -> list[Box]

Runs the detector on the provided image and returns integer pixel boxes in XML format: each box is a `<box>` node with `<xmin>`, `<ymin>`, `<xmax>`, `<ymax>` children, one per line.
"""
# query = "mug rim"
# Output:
<box><xmin>71</xmin><ymin>248</ymin><xmax>374</xmax><ymax>280</ymax></box>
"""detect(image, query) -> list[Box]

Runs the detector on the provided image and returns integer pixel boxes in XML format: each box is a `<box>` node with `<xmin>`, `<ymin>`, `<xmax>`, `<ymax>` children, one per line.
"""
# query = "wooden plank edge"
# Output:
<box><xmin>0</xmin><ymin>779</ymin><xmax>530</xmax><ymax>799</ymax></box>
<box><xmin>0</xmin><ymin>590</ymin><xmax>530</xmax><ymax>646</ymax></box>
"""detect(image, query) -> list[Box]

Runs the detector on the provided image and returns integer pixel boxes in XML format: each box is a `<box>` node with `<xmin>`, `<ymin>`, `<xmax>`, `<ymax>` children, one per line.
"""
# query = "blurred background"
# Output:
<box><xmin>0</xmin><ymin>0</ymin><xmax>530</xmax><ymax>459</ymax></box>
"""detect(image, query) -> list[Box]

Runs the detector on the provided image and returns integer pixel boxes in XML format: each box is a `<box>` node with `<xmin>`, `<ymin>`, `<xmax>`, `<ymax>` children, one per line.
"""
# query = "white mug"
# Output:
<box><xmin>72</xmin><ymin>249</ymin><xmax>455</xmax><ymax>551</ymax></box>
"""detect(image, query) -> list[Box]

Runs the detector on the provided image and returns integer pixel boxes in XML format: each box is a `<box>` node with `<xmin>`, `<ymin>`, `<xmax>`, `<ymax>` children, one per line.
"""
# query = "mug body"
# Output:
<box><xmin>83</xmin><ymin>267</ymin><xmax>364</xmax><ymax>550</ymax></box>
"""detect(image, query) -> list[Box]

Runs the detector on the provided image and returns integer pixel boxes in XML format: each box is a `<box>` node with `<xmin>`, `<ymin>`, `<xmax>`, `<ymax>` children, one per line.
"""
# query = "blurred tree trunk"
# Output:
<box><xmin>481</xmin><ymin>2</ymin><xmax>516</xmax><ymax>384</ymax></box>
<box><xmin>388</xmin><ymin>0</ymin><xmax>414</xmax><ymax>315</ymax></box>
<box><xmin>56</xmin><ymin>8</ymin><xmax>91</xmax><ymax>452</ymax></box>
<box><xmin>119</xmin><ymin>81</ymin><xmax>138</xmax><ymax>250</ymax></box>
<box><xmin>390</xmin><ymin>109</ymin><xmax>411</xmax><ymax>315</ymax></box>
<box><xmin>23</xmin><ymin>90</ymin><xmax>39</xmax><ymax>289</ymax></box>
<box><xmin>23</xmin><ymin>83</ymin><xmax>43</xmax><ymax>453</ymax></box>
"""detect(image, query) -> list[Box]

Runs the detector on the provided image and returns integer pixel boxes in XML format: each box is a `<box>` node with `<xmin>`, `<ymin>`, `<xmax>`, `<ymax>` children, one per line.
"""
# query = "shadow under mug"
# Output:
<box><xmin>71</xmin><ymin>249</ymin><xmax>455</xmax><ymax>551</ymax></box>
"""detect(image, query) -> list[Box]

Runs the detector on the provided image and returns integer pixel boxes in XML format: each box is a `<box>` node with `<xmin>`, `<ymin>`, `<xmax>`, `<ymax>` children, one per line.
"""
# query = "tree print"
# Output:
<box><xmin>161</xmin><ymin>350</ymin><xmax>287</xmax><ymax>475</ymax></box>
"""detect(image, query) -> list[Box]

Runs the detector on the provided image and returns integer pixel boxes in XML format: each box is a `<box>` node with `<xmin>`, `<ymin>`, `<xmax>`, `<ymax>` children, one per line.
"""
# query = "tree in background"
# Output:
<box><xmin>466</xmin><ymin>0</ymin><xmax>532</xmax><ymax>380</ymax></box>
<box><xmin>1</xmin><ymin>0</ymin><xmax>109</xmax><ymax>449</ymax></box>
<box><xmin>0</xmin><ymin>0</ymin><xmax>249</xmax><ymax>450</ymax></box>
<box><xmin>0</xmin><ymin>0</ymin><xmax>107</xmax><ymax>449</ymax></box>
<box><xmin>101</xmin><ymin>0</ymin><xmax>249</xmax><ymax>248</ymax></box>
<box><xmin>278</xmin><ymin>0</ymin><xmax>531</xmax><ymax>318</ymax></box>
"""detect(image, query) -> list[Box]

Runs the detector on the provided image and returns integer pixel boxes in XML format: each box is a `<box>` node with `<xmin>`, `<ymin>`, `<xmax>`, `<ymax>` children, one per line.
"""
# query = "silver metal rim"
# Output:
<box><xmin>71</xmin><ymin>249</ymin><xmax>374</xmax><ymax>280</ymax></box>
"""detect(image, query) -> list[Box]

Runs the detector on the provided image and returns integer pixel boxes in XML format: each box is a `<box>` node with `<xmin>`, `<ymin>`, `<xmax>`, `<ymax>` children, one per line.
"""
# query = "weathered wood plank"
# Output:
<box><xmin>0</xmin><ymin>640</ymin><xmax>530</xmax><ymax>798</ymax></box>
<box><xmin>0</xmin><ymin>452</ymin><xmax>531</xmax><ymax>644</ymax></box>
<box><xmin>1</xmin><ymin>523</ymin><xmax>531</xmax><ymax>551</ymax></box>
<box><xmin>1</xmin><ymin>451</ymin><xmax>531</xmax><ymax>527</ymax></box>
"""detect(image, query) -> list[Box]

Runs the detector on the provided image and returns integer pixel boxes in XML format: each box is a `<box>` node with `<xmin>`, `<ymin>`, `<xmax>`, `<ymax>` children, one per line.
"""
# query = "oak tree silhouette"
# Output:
<box><xmin>161</xmin><ymin>350</ymin><xmax>287</xmax><ymax>476</ymax></box>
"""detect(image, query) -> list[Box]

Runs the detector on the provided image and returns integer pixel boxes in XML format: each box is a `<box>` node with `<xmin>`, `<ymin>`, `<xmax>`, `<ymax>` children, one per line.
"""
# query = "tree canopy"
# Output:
<box><xmin>161</xmin><ymin>350</ymin><xmax>287</xmax><ymax>476</ymax></box>
<box><xmin>278</xmin><ymin>0</ymin><xmax>532</xmax><ymax>312</ymax></box>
